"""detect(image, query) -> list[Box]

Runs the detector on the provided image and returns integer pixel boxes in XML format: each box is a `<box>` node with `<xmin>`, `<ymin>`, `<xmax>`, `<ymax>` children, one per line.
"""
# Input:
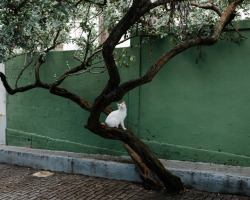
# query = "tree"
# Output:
<box><xmin>0</xmin><ymin>0</ymin><xmax>249</xmax><ymax>193</ymax></box>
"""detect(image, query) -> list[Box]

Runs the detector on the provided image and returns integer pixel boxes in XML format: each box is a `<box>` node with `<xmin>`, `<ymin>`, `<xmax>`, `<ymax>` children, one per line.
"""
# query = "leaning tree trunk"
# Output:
<box><xmin>86</xmin><ymin>113</ymin><xmax>184</xmax><ymax>193</ymax></box>
<box><xmin>122</xmin><ymin>138</ymin><xmax>183</xmax><ymax>193</ymax></box>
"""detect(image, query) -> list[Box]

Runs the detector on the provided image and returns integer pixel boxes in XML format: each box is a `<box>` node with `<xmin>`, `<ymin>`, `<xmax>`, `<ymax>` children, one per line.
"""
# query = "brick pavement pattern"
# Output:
<box><xmin>0</xmin><ymin>163</ymin><xmax>249</xmax><ymax>200</ymax></box>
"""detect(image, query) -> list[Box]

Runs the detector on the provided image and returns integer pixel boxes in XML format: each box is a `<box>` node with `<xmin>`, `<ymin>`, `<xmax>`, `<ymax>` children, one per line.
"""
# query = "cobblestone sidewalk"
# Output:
<box><xmin>0</xmin><ymin>163</ymin><xmax>249</xmax><ymax>200</ymax></box>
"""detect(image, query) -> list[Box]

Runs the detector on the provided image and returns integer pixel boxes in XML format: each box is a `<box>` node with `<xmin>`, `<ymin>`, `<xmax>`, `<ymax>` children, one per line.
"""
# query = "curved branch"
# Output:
<box><xmin>101</xmin><ymin>0</ymin><xmax>152</xmax><ymax>93</ymax></box>
<box><xmin>190</xmin><ymin>2</ymin><xmax>222</xmax><ymax>16</ymax></box>
<box><xmin>45</xmin><ymin>30</ymin><xmax>61</xmax><ymax>53</ymax></box>
<box><xmin>49</xmin><ymin>85</ymin><xmax>93</xmax><ymax>112</ymax></box>
<box><xmin>15</xmin><ymin>53</ymin><xmax>34</xmax><ymax>88</ymax></box>
<box><xmin>151</xmin><ymin>0</ymin><xmax>191</xmax><ymax>8</ymax></box>
<box><xmin>111</xmin><ymin>37</ymin><xmax>215</xmax><ymax>101</ymax></box>
<box><xmin>108</xmin><ymin>0</ymin><xmax>245</xmax><ymax>101</ymax></box>
<box><xmin>51</xmin><ymin>65</ymin><xmax>107</xmax><ymax>92</ymax></box>
<box><xmin>71</xmin><ymin>66</ymin><xmax>107</xmax><ymax>75</ymax></box>
<box><xmin>34</xmin><ymin>30</ymin><xmax>61</xmax><ymax>85</ymax></box>
<box><xmin>75</xmin><ymin>0</ymin><xmax>107</xmax><ymax>7</ymax></box>
<box><xmin>83</xmin><ymin>29</ymin><xmax>92</xmax><ymax>63</ymax></box>
<box><xmin>44</xmin><ymin>80</ymin><xmax>112</xmax><ymax>114</ymax></box>
<box><xmin>0</xmin><ymin>72</ymin><xmax>111</xmax><ymax>115</ymax></box>
<box><xmin>7</xmin><ymin>0</ymin><xmax>29</xmax><ymax>14</ymax></box>
<box><xmin>49</xmin><ymin>85</ymin><xmax>112</xmax><ymax>115</ymax></box>
<box><xmin>35</xmin><ymin>55</ymin><xmax>45</xmax><ymax>84</ymax></box>
<box><xmin>0</xmin><ymin>72</ymin><xmax>38</xmax><ymax>95</ymax></box>
<box><xmin>191</xmin><ymin>2</ymin><xmax>247</xmax><ymax>39</ymax></box>
<box><xmin>15</xmin><ymin>0</ymin><xmax>28</xmax><ymax>12</ymax></box>
<box><xmin>50</xmin><ymin>48</ymin><xmax>103</xmax><ymax>90</ymax></box>
<box><xmin>49</xmin><ymin>61</ymin><xmax>87</xmax><ymax>90</ymax></box>
<box><xmin>213</xmin><ymin>0</ymin><xmax>244</xmax><ymax>38</ymax></box>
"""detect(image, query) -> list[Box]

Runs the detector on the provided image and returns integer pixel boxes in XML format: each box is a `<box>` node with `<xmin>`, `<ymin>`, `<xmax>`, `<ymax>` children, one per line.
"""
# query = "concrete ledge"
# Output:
<box><xmin>0</xmin><ymin>145</ymin><xmax>249</xmax><ymax>196</ymax></box>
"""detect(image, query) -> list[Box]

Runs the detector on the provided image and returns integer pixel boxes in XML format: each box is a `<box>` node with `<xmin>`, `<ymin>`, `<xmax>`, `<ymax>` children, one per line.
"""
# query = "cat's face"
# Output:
<box><xmin>117</xmin><ymin>101</ymin><xmax>126</xmax><ymax>110</ymax></box>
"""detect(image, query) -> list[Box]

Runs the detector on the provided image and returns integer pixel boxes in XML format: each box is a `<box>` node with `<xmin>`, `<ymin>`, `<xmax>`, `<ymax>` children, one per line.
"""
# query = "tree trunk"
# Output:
<box><xmin>122</xmin><ymin>133</ymin><xmax>184</xmax><ymax>193</ymax></box>
<box><xmin>86</xmin><ymin>122</ymin><xmax>184</xmax><ymax>193</ymax></box>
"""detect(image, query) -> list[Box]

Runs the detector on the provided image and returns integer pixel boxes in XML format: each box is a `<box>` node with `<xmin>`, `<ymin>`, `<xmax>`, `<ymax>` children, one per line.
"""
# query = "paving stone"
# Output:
<box><xmin>0</xmin><ymin>163</ymin><xmax>249</xmax><ymax>200</ymax></box>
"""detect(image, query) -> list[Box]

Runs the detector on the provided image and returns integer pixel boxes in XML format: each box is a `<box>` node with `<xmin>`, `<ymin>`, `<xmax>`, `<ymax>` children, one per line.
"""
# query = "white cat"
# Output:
<box><xmin>105</xmin><ymin>101</ymin><xmax>127</xmax><ymax>130</ymax></box>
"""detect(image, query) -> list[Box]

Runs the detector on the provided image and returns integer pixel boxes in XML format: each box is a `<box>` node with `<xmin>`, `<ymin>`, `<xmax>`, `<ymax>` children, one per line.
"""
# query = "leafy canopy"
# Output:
<box><xmin>0</xmin><ymin>0</ymin><xmax>249</xmax><ymax>63</ymax></box>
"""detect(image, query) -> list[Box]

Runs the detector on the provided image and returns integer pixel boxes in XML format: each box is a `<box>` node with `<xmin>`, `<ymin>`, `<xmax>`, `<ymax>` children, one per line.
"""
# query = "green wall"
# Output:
<box><xmin>5</xmin><ymin>21</ymin><xmax>250</xmax><ymax>167</ymax></box>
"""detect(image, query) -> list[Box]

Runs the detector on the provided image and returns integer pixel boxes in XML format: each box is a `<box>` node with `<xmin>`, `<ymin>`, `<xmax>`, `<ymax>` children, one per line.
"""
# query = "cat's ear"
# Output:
<box><xmin>117</xmin><ymin>103</ymin><xmax>120</xmax><ymax>108</ymax></box>
<box><xmin>122</xmin><ymin>101</ymin><xmax>125</xmax><ymax>105</ymax></box>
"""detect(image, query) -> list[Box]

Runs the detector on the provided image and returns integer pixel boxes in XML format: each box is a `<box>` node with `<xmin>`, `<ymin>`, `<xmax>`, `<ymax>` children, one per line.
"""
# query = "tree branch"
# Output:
<box><xmin>111</xmin><ymin>37</ymin><xmax>215</xmax><ymax>101</ymax></box>
<box><xmin>213</xmin><ymin>0</ymin><xmax>244</xmax><ymax>38</ymax></box>
<box><xmin>34</xmin><ymin>30</ymin><xmax>61</xmax><ymax>85</ymax></box>
<box><xmin>0</xmin><ymin>70</ymin><xmax>112</xmax><ymax>116</ymax></box>
<box><xmin>7</xmin><ymin>0</ymin><xmax>29</xmax><ymax>14</ymax></box>
<box><xmin>51</xmin><ymin>40</ymin><xmax>103</xmax><ymax>89</ymax></box>
<box><xmin>0</xmin><ymin>72</ymin><xmax>39</xmax><ymax>95</ymax></box>
<box><xmin>45</xmin><ymin>30</ymin><xmax>61</xmax><ymax>53</ymax></box>
<box><xmin>190</xmin><ymin>2</ymin><xmax>222</xmax><ymax>16</ymax></box>
<box><xmin>49</xmin><ymin>84</ymin><xmax>112</xmax><ymax>115</ymax></box>
<box><xmin>150</xmin><ymin>0</ymin><xmax>182</xmax><ymax>8</ymax></box>
<box><xmin>83</xmin><ymin>29</ymin><xmax>92</xmax><ymax>63</ymax></box>
<box><xmin>15</xmin><ymin>53</ymin><xmax>34</xmax><ymax>89</ymax></box>
<box><xmin>191</xmin><ymin>2</ymin><xmax>247</xmax><ymax>39</ymax></box>
<box><xmin>75</xmin><ymin>0</ymin><xmax>107</xmax><ymax>7</ymax></box>
<box><xmin>51</xmin><ymin>65</ymin><xmax>107</xmax><ymax>91</ymax></box>
<box><xmin>71</xmin><ymin>66</ymin><xmax>107</xmax><ymax>75</ymax></box>
<box><xmin>109</xmin><ymin>0</ymin><xmax>245</xmax><ymax>102</ymax></box>
<box><xmin>35</xmin><ymin>55</ymin><xmax>45</xmax><ymax>84</ymax></box>
<box><xmin>15</xmin><ymin>0</ymin><xmax>28</xmax><ymax>13</ymax></box>
<box><xmin>102</xmin><ymin>1</ymin><xmax>152</xmax><ymax>89</ymax></box>
<box><xmin>49</xmin><ymin>85</ymin><xmax>93</xmax><ymax>112</ymax></box>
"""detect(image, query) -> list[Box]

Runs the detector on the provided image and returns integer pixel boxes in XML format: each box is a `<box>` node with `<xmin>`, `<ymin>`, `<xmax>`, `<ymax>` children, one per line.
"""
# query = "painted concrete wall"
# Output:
<box><xmin>5</xmin><ymin>21</ymin><xmax>250</xmax><ymax>167</ymax></box>
<box><xmin>5</xmin><ymin>47</ymin><xmax>139</xmax><ymax>156</ymax></box>
<box><xmin>139</xmin><ymin>24</ymin><xmax>250</xmax><ymax>166</ymax></box>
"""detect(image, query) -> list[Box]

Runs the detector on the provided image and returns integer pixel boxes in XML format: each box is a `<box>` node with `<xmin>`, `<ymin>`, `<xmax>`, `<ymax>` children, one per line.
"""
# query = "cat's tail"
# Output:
<box><xmin>101</xmin><ymin>122</ymin><xmax>107</xmax><ymax>126</ymax></box>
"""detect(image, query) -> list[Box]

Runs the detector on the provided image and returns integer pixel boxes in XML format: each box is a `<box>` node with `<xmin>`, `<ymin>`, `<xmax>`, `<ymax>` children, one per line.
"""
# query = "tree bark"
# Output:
<box><xmin>85</xmin><ymin>122</ymin><xmax>184</xmax><ymax>193</ymax></box>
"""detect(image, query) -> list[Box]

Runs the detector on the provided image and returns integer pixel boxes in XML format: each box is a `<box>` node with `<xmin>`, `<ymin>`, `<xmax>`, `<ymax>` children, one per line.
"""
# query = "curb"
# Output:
<box><xmin>0</xmin><ymin>145</ymin><xmax>249</xmax><ymax>196</ymax></box>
